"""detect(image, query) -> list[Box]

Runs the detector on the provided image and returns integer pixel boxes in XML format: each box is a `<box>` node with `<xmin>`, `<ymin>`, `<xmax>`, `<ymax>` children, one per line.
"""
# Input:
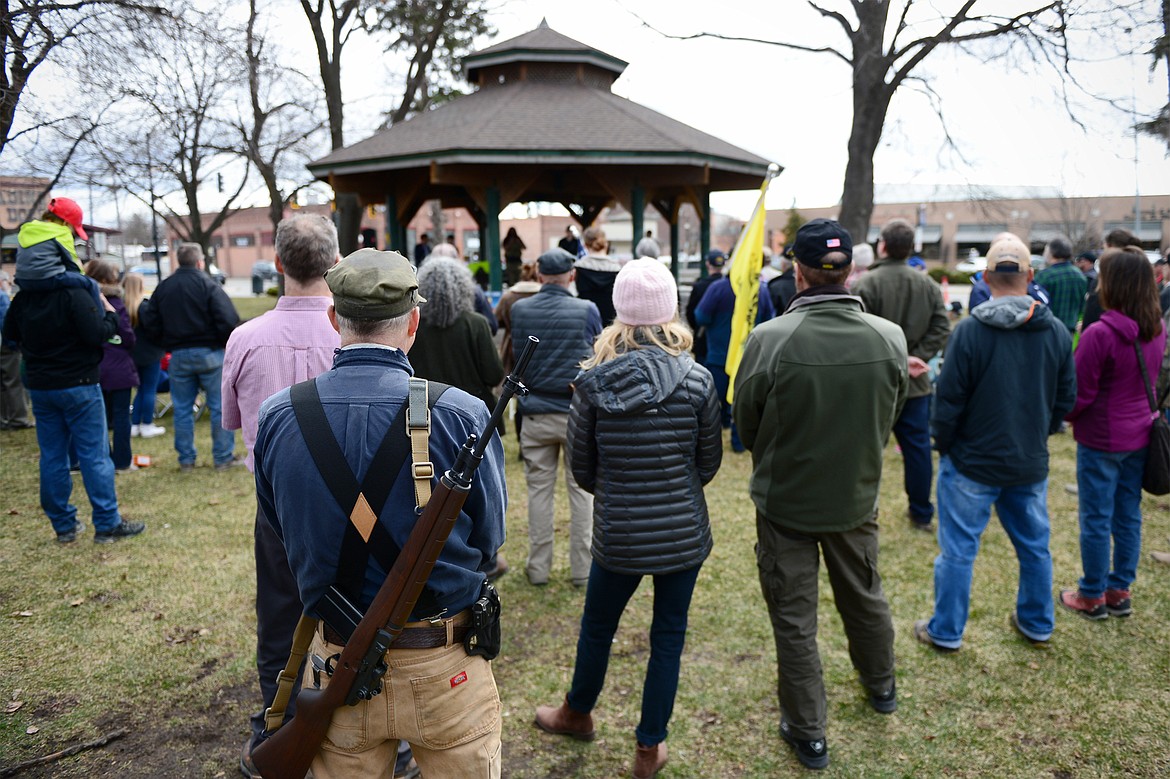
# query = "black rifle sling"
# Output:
<box><xmin>289</xmin><ymin>378</ymin><xmax>450</xmax><ymax>614</ymax></box>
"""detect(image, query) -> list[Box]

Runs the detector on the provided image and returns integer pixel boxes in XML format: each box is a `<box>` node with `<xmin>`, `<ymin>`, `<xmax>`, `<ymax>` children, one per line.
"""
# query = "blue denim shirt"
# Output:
<box><xmin>254</xmin><ymin>346</ymin><xmax>507</xmax><ymax>620</ymax></box>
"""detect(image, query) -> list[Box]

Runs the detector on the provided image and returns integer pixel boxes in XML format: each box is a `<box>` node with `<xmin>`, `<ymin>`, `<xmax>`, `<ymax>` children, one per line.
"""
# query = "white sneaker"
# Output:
<box><xmin>131</xmin><ymin>424</ymin><xmax>141</xmax><ymax>437</ymax></box>
<box><xmin>139</xmin><ymin>423</ymin><xmax>167</xmax><ymax>439</ymax></box>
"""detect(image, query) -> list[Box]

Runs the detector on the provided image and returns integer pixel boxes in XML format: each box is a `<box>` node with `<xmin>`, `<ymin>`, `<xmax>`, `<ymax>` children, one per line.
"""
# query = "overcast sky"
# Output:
<box><xmin>333</xmin><ymin>0</ymin><xmax>1167</xmax><ymax>220</ymax></box>
<box><xmin>70</xmin><ymin>0</ymin><xmax>1170</xmax><ymax>226</ymax></box>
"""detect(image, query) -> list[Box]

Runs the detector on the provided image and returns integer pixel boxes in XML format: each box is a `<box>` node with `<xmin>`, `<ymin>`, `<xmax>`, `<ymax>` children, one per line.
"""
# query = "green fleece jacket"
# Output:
<box><xmin>852</xmin><ymin>259</ymin><xmax>950</xmax><ymax>398</ymax></box>
<box><xmin>16</xmin><ymin>220</ymin><xmax>82</xmax><ymax>279</ymax></box>
<box><xmin>734</xmin><ymin>291</ymin><xmax>908</xmax><ymax>534</ymax></box>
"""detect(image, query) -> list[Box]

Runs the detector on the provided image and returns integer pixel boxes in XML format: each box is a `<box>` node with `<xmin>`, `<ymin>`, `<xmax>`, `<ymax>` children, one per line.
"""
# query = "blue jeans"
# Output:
<box><xmin>104</xmin><ymin>387</ymin><xmax>133</xmax><ymax>470</ymax></box>
<box><xmin>566</xmin><ymin>561</ymin><xmax>701</xmax><ymax>747</ymax></box>
<box><xmin>132</xmin><ymin>359</ymin><xmax>162</xmax><ymax>425</ymax></box>
<box><xmin>927</xmin><ymin>457</ymin><xmax>1053</xmax><ymax>648</ymax></box>
<box><xmin>1076</xmin><ymin>444</ymin><xmax>1146</xmax><ymax>598</ymax></box>
<box><xmin>28</xmin><ymin>384</ymin><xmax>122</xmax><ymax>534</ymax></box>
<box><xmin>168</xmin><ymin>347</ymin><xmax>235</xmax><ymax>466</ymax></box>
<box><xmin>894</xmin><ymin>394</ymin><xmax>934</xmax><ymax>522</ymax></box>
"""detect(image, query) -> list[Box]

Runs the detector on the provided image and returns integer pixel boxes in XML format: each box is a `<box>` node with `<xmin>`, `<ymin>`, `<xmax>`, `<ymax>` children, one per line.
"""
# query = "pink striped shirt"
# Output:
<box><xmin>221</xmin><ymin>296</ymin><xmax>338</xmax><ymax>471</ymax></box>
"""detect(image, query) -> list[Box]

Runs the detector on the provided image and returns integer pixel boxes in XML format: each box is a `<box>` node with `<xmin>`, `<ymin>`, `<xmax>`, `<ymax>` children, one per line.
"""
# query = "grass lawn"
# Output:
<box><xmin>1</xmin><ymin>295</ymin><xmax>1168</xmax><ymax>776</ymax></box>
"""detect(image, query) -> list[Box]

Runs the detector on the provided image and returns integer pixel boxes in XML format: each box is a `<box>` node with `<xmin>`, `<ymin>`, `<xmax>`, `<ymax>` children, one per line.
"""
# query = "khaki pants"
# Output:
<box><xmin>755</xmin><ymin>514</ymin><xmax>894</xmax><ymax>741</ymax></box>
<box><xmin>307</xmin><ymin>633</ymin><xmax>502</xmax><ymax>779</ymax></box>
<box><xmin>519</xmin><ymin>412</ymin><xmax>594</xmax><ymax>584</ymax></box>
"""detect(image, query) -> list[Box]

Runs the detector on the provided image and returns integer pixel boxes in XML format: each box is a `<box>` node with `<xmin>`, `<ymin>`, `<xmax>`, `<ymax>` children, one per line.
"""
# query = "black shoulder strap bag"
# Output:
<box><xmin>1134</xmin><ymin>340</ymin><xmax>1170</xmax><ymax>496</ymax></box>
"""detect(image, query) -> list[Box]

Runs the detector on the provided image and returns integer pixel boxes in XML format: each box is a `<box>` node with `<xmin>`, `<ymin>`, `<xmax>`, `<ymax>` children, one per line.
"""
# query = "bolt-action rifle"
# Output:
<box><xmin>251</xmin><ymin>336</ymin><xmax>539</xmax><ymax>779</ymax></box>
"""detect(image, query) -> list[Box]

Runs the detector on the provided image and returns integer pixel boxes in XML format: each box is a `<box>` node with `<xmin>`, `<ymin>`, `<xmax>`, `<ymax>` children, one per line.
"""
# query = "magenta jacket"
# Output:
<box><xmin>1067</xmin><ymin>310</ymin><xmax>1166</xmax><ymax>452</ymax></box>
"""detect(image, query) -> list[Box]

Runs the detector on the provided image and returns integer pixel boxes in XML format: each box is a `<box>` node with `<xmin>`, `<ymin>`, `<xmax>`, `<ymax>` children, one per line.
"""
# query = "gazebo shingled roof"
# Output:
<box><xmin>308</xmin><ymin>19</ymin><xmax>779</xmax><ymax>288</ymax></box>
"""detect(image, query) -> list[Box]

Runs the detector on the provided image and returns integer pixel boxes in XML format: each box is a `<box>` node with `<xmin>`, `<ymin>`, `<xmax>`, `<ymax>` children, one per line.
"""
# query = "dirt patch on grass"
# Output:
<box><xmin>5</xmin><ymin>682</ymin><xmax>252</xmax><ymax>778</ymax></box>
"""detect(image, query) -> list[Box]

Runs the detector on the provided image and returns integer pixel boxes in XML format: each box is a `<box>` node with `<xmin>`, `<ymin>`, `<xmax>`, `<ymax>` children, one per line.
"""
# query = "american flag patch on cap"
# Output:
<box><xmin>826</xmin><ymin>238</ymin><xmax>841</xmax><ymax>248</ymax></box>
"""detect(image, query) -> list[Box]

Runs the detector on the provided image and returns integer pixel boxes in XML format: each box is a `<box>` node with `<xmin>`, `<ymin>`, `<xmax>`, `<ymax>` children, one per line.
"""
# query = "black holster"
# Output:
<box><xmin>463</xmin><ymin>581</ymin><xmax>501</xmax><ymax>660</ymax></box>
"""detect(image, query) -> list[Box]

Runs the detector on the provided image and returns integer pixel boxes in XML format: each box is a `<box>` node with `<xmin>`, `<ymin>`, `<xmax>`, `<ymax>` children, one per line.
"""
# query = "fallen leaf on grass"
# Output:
<box><xmin>1028</xmin><ymin>662</ymin><xmax>1040</xmax><ymax>670</ymax></box>
<box><xmin>70</xmin><ymin>598</ymin><xmax>85</xmax><ymax>607</ymax></box>
<box><xmin>153</xmin><ymin>612</ymin><xmax>164</xmax><ymax>621</ymax></box>
<box><xmin>6</xmin><ymin>509</ymin><xmax>19</xmax><ymax>515</ymax></box>
<box><xmin>5</xmin><ymin>701</ymin><xmax>23</xmax><ymax>714</ymax></box>
<box><xmin>25</xmin><ymin>726</ymin><xmax>38</xmax><ymax>734</ymax></box>
<box><xmin>9</xmin><ymin>611</ymin><xmax>33</xmax><ymax>618</ymax></box>
<box><xmin>208</xmin><ymin>498</ymin><xmax>222</xmax><ymax>506</ymax></box>
<box><xmin>198</xmin><ymin>628</ymin><xmax>211</xmax><ymax>636</ymax></box>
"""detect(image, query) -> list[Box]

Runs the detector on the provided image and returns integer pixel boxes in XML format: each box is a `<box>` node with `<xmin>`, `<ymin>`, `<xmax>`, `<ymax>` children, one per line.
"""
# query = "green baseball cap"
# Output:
<box><xmin>325</xmin><ymin>249</ymin><xmax>426</xmax><ymax>319</ymax></box>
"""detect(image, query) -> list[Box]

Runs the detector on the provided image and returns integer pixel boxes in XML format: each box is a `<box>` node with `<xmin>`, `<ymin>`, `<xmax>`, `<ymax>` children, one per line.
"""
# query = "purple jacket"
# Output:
<box><xmin>99</xmin><ymin>289</ymin><xmax>139</xmax><ymax>391</ymax></box>
<box><xmin>1067</xmin><ymin>310</ymin><xmax>1166</xmax><ymax>452</ymax></box>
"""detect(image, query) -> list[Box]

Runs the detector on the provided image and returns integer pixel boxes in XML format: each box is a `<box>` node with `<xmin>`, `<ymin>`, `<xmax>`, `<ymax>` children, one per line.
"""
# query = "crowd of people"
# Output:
<box><xmin>2</xmin><ymin>204</ymin><xmax>1169</xmax><ymax>777</ymax></box>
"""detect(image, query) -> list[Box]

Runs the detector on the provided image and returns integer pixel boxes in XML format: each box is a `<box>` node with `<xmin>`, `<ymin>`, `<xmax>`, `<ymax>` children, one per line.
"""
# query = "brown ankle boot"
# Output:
<box><xmin>633</xmin><ymin>741</ymin><xmax>667</xmax><ymax>779</ymax></box>
<box><xmin>534</xmin><ymin>698</ymin><xmax>595</xmax><ymax>741</ymax></box>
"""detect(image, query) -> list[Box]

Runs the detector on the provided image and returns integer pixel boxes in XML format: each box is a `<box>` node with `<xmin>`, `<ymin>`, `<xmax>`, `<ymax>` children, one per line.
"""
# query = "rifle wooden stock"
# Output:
<box><xmin>251</xmin><ymin>480</ymin><xmax>471</xmax><ymax>779</ymax></box>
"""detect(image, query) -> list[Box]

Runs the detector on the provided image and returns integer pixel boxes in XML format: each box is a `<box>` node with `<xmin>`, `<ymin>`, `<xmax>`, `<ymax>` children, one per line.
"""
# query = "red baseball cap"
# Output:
<box><xmin>47</xmin><ymin>197</ymin><xmax>87</xmax><ymax>240</ymax></box>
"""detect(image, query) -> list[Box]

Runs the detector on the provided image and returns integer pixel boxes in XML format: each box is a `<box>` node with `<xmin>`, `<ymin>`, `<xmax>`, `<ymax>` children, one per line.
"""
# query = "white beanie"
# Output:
<box><xmin>612</xmin><ymin>258</ymin><xmax>678</xmax><ymax>326</ymax></box>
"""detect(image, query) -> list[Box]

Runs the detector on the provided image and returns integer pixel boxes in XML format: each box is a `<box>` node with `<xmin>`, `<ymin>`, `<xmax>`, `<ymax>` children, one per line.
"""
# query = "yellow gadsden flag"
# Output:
<box><xmin>724</xmin><ymin>170</ymin><xmax>776</xmax><ymax>403</ymax></box>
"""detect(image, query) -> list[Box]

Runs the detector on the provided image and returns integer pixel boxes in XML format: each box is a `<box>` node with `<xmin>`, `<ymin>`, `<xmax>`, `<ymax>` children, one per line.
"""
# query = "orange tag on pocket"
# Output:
<box><xmin>450</xmin><ymin>671</ymin><xmax>468</xmax><ymax>688</ymax></box>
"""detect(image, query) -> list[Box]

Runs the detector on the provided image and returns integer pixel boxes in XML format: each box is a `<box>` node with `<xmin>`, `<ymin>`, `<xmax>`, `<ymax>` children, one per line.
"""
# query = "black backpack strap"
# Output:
<box><xmin>290</xmin><ymin>379</ymin><xmax>377</xmax><ymax>603</ymax></box>
<box><xmin>290</xmin><ymin>377</ymin><xmax>452</xmax><ymax>615</ymax></box>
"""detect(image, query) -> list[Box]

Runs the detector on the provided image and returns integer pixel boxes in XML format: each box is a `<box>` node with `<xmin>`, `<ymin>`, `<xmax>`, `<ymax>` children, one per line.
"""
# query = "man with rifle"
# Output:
<box><xmin>252</xmin><ymin>248</ymin><xmax>507</xmax><ymax>777</ymax></box>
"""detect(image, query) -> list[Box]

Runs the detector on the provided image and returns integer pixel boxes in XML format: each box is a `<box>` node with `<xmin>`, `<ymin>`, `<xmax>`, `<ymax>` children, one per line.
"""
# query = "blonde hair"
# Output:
<box><xmin>581</xmin><ymin>319</ymin><xmax>693</xmax><ymax>370</ymax></box>
<box><xmin>124</xmin><ymin>273</ymin><xmax>146</xmax><ymax>326</ymax></box>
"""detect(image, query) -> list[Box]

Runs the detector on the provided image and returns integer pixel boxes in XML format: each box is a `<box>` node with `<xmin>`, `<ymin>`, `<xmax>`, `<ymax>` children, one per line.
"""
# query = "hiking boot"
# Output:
<box><xmin>1059</xmin><ymin>589</ymin><xmax>1107</xmax><ymax>620</ymax></box>
<box><xmin>56</xmin><ymin>521</ymin><xmax>83</xmax><ymax>545</ymax></box>
<box><xmin>179</xmin><ymin>462</ymin><xmax>196</xmax><ymax>473</ymax></box>
<box><xmin>867</xmin><ymin>681</ymin><xmax>897</xmax><ymax>714</ymax></box>
<box><xmin>1105</xmin><ymin>589</ymin><xmax>1132</xmax><ymax>617</ymax></box>
<box><xmin>534</xmin><ymin>698</ymin><xmax>595</xmax><ymax>741</ymax></box>
<box><xmin>1009</xmin><ymin>612</ymin><xmax>1050</xmax><ymax>649</ymax></box>
<box><xmin>94</xmin><ymin>521</ymin><xmax>146</xmax><ymax>544</ymax></box>
<box><xmin>633</xmin><ymin>741</ymin><xmax>668</xmax><ymax>779</ymax></box>
<box><xmin>913</xmin><ymin>619</ymin><xmax>958</xmax><ymax>653</ymax></box>
<box><xmin>780</xmin><ymin>717</ymin><xmax>829</xmax><ymax>770</ymax></box>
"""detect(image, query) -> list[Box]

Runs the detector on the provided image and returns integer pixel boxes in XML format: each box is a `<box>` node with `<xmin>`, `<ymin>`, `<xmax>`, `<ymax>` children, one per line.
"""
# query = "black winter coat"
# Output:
<box><xmin>568</xmin><ymin>344</ymin><xmax>722</xmax><ymax>575</ymax></box>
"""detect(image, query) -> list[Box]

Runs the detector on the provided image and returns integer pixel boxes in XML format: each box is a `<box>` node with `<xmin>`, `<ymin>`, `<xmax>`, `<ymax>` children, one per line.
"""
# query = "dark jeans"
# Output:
<box><xmin>705</xmin><ymin>360</ymin><xmax>743</xmax><ymax>451</ymax></box>
<box><xmin>250</xmin><ymin>502</ymin><xmax>305</xmax><ymax>745</ymax></box>
<box><xmin>566</xmin><ymin>560</ymin><xmax>701</xmax><ymax>747</ymax></box>
<box><xmin>103</xmin><ymin>387</ymin><xmax>133</xmax><ymax>470</ymax></box>
<box><xmin>132</xmin><ymin>360</ymin><xmax>162</xmax><ymax>426</ymax></box>
<box><xmin>893</xmin><ymin>395</ymin><xmax>934</xmax><ymax>522</ymax></box>
<box><xmin>755</xmin><ymin>514</ymin><xmax>894</xmax><ymax>741</ymax></box>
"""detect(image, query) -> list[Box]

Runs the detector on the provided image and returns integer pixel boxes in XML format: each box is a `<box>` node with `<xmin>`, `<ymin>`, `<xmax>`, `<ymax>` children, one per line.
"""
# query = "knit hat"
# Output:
<box><xmin>612</xmin><ymin>258</ymin><xmax>678</xmax><ymax>326</ymax></box>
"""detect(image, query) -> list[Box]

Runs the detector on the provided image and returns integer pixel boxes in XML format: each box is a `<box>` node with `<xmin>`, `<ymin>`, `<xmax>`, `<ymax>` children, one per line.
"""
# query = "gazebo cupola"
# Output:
<box><xmin>464</xmin><ymin>18</ymin><xmax>627</xmax><ymax>92</ymax></box>
<box><xmin>308</xmin><ymin>20</ymin><xmax>776</xmax><ymax>291</ymax></box>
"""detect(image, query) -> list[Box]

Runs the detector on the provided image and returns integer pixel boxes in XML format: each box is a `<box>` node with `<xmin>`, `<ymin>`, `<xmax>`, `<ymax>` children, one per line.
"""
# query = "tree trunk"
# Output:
<box><xmin>838</xmin><ymin>3</ymin><xmax>893</xmax><ymax>247</ymax></box>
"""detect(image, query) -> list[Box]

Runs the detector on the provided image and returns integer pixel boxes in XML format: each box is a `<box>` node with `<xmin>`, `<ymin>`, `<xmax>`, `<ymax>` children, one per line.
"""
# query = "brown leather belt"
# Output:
<box><xmin>322</xmin><ymin>610</ymin><xmax>470</xmax><ymax>649</ymax></box>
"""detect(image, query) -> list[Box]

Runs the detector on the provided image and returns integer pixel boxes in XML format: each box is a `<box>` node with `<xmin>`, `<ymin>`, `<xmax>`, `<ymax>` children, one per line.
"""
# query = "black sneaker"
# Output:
<box><xmin>56</xmin><ymin>521</ymin><xmax>83</xmax><ymax>544</ymax></box>
<box><xmin>780</xmin><ymin>717</ymin><xmax>829</xmax><ymax>770</ymax></box>
<box><xmin>94</xmin><ymin>521</ymin><xmax>146</xmax><ymax>544</ymax></box>
<box><xmin>868</xmin><ymin>681</ymin><xmax>897</xmax><ymax>714</ymax></box>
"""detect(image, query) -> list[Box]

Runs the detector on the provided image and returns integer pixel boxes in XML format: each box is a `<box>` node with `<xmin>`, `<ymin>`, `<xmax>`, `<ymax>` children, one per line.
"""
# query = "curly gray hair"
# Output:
<box><xmin>416</xmin><ymin>256</ymin><xmax>475</xmax><ymax>328</ymax></box>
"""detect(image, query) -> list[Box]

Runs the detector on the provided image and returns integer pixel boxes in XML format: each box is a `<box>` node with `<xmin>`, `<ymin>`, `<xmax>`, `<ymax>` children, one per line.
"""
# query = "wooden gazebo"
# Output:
<box><xmin>308</xmin><ymin>20</ymin><xmax>777</xmax><ymax>289</ymax></box>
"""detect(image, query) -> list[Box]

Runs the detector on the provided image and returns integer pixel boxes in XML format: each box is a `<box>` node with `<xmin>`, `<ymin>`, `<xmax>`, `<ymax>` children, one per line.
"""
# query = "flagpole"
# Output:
<box><xmin>727</xmin><ymin>163</ymin><xmax>781</xmax><ymax>269</ymax></box>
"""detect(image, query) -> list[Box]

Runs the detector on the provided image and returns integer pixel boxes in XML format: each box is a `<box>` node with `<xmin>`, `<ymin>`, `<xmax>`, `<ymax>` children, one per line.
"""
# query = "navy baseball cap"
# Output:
<box><xmin>793</xmin><ymin>219</ymin><xmax>852</xmax><ymax>269</ymax></box>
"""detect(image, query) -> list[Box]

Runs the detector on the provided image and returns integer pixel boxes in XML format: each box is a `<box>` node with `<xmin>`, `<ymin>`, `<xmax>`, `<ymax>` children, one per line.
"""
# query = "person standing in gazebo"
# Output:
<box><xmin>503</xmin><ymin>226</ymin><xmax>526</xmax><ymax>287</ymax></box>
